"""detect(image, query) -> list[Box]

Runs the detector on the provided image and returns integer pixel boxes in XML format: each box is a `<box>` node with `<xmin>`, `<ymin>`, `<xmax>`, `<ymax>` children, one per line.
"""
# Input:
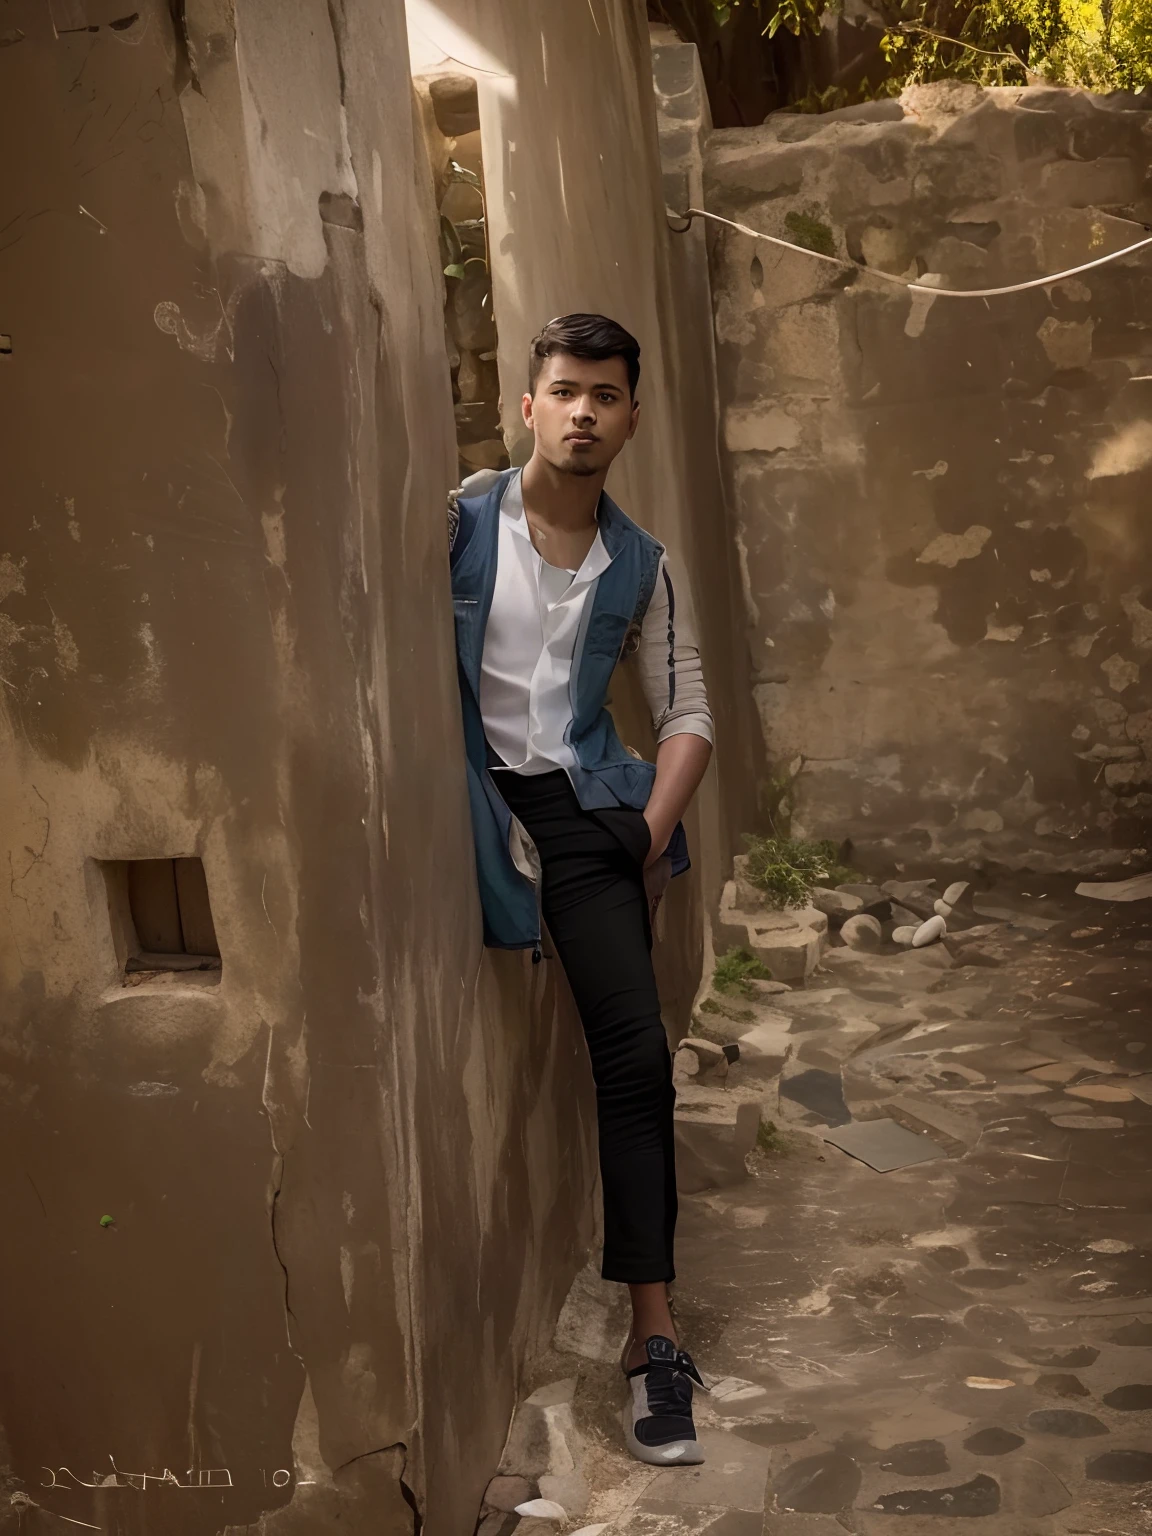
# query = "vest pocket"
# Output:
<box><xmin>583</xmin><ymin>608</ymin><xmax>629</xmax><ymax>658</ymax></box>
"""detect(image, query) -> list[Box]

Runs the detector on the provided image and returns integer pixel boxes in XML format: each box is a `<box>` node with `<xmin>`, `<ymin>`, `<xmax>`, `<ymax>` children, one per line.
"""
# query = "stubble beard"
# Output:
<box><xmin>542</xmin><ymin>444</ymin><xmax>600</xmax><ymax>478</ymax></box>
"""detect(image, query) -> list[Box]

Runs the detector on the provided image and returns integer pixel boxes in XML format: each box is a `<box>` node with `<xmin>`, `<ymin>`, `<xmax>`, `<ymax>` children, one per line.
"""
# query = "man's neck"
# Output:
<box><xmin>520</xmin><ymin>451</ymin><xmax>605</xmax><ymax>531</ymax></box>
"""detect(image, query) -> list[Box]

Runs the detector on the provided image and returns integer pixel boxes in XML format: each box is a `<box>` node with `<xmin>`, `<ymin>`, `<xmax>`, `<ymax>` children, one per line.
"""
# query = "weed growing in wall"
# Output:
<box><xmin>713</xmin><ymin>946</ymin><xmax>773</xmax><ymax>995</ymax></box>
<box><xmin>742</xmin><ymin>833</ymin><xmax>856</xmax><ymax>908</ymax></box>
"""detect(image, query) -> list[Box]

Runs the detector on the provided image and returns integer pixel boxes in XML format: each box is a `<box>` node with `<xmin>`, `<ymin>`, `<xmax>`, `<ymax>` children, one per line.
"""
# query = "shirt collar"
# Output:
<box><xmin>500</xmin><ymin>469</ymin><xmax>612</xmax><ymax>585</ymax></box>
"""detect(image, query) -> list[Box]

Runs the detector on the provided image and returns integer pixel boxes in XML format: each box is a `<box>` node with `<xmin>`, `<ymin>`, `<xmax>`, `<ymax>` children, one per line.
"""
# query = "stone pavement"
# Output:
<box><xmin>481</xmin><ymin>874</ymin><xmax>1152</xmax><ymax>1536</ymax></box>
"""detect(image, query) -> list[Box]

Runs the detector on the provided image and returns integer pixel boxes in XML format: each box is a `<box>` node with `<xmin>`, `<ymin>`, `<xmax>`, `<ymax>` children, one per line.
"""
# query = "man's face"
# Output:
<box><xmin>522</xmin><ymin>351</ymin><xmax>638</xmax><ymax>477</ymax></box>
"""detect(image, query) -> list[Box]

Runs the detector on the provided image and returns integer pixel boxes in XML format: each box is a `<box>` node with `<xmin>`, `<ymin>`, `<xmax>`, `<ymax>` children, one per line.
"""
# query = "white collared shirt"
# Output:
<box><xmin>476</xmin><ymin>471</ymin><xmax>713</xmax><ymax>775</ymax></box>
<box><xmin>479</xmin><ymin>472</ymin><xmax>609</xmax><ymax>774</ymax></box>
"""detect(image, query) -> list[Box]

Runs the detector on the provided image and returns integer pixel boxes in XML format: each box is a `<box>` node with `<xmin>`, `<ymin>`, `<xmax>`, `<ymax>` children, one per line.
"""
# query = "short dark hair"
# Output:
<box><xmin>528</xmin><ymin>313</ymin><xmax>641</xmax><ymax>399</ymax></box>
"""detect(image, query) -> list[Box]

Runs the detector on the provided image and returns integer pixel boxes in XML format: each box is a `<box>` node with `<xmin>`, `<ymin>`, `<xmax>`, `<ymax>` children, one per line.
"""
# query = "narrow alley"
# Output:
<box><xmin>491</xmin><ymin>874</ymin><xmax>1152</xmax><ymax>1534</ymax></box>
<box><xmin>5</xmin><ymin>2</ymin><xmax>1151</xmax><ymax>1532</ymax></box>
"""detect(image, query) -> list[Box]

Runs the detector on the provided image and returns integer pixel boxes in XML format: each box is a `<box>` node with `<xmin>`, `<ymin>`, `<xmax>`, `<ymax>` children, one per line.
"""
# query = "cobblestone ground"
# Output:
<box><xmin>523</xmin><ymin>875</ymin><xmax>1152</xmax><ymax>1536</ymax></box>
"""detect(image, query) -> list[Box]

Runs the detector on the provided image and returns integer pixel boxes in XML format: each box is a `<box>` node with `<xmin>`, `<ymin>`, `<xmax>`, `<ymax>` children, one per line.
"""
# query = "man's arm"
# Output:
<box><xmin>643</xmin><ymin>731</ymin><xmax>712</xmax><ymax>868</ymax></box>
<box><xmin>634</xmin><ymin>555</ymin><xmax>713</xmax><ymax>865</ymax></box>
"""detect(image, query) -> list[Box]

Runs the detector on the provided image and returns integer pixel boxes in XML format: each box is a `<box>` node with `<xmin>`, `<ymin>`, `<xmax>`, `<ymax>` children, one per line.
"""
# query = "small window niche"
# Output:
<box><xmin>101</xmin><ymin>857</ymin><xmax>221</xmax><ymax>984</ymax></box>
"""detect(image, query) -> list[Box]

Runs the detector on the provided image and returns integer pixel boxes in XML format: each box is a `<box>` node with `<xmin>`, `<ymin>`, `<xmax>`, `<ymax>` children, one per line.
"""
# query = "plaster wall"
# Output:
<box><xmin>707</xmin><ymin>84</ymin><xmax>1152</xmax><ymax>874</ymax></box>
<box><xmin>0</xmin><ymin>4</ymin><xmax>594</xmax><ymax>1532</ymax></box>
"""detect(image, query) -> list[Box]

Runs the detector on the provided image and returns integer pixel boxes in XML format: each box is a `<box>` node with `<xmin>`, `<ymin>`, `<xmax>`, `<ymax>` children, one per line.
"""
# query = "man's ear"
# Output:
<box><xmin>627</xmin><ymin>399</ymin><xmax>640</xmax><ymax>440</ymax></box>
<box><xmin>521</xmin><ymin>390</ymin><xmax>534</xmax><ymax>428</ymax></box>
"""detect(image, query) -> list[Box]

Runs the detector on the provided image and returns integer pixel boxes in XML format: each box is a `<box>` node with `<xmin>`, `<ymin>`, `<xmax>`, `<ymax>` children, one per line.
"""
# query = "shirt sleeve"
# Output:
<box><xmin>636</xmin><ymin>554</ymin><xmax>714</xmax><ymax>746</ymax></box>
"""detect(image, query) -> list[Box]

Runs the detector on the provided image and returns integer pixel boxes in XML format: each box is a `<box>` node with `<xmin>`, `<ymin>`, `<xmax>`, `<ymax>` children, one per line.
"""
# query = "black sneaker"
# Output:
<box><xmin>622</xmin><ymin>1334</ymin><xmax>706</xmax><ymax>1465</ymax></box>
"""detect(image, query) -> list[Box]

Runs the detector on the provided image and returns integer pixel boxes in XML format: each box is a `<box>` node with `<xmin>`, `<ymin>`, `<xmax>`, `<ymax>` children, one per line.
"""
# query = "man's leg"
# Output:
<box><xmin>498</xmin><ymin>772</ymin><xmax>678</xmax><ymax>1343</ymax></box>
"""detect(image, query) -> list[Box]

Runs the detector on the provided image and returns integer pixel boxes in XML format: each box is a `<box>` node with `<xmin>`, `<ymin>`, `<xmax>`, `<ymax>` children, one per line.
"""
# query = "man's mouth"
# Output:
<box><xmin>565</xmin><ymin>433</ymin><xmax>598</xmax><ymax>446</ymax></box>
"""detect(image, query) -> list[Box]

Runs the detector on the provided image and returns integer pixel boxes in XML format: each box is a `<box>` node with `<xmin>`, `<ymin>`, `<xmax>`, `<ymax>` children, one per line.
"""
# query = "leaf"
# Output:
<box><xmin>439</xmin><ymin>212</ymin><xmax>462</xmax><ymax>268</ymax></box>
<box><xmin>443</xmin><ymin>263</ymin><xmax>466</xmax><ymax>280</ymax></box>
<box><xmin>99</xmin><ymin>1214</ymin><xmax>114</xmax><ymax>1227</ymax></box>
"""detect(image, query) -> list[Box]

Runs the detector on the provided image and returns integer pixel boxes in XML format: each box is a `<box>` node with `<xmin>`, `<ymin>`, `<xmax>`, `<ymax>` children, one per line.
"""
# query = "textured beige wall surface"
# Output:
<box><xmin>0</xmin><ymin>4</ymin><xmax>595</xmax><ymax>1533</ymax></box>
<box><xmin>707</xmin><ymin>84</ymin><xmax>1152</xmax><ymax>874</ymax></box>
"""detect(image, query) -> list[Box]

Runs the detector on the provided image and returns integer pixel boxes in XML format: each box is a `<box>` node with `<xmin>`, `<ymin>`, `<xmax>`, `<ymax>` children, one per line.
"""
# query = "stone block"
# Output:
<box><xmin>715</xmin><ymin>882</ymin><xmax>827</xmax><ymax>982</ymax></box>
<box><xmin>1041</xmin><ymin>155</ymin><xmax>1138</xmax><ymax>208</ymax></box>
<box><xmin>841</xmin><ymin>914</ymin><xmax>882</xmax><ymax>951</ymax></box>
<box><xmin>675</xmin><ymin>1096</ymin><xmax>761</xmax><ymax>1192</ymax></box>
<box><xmin>498</xmin><ymin>1378</ymin><xmax>590</xmax><ymax>1515</ymax></box>
<box><xmin>554</xmin><ymin>1261</ymin><xmax>630</xmax><ymax>1365</ymax></box>
<box><xmin>427</xmin><ymin>72</ymin><xmax>479</xmax><ymax>137</ymax></box>
<box><xmin>482</xmin><ymin>1475</ymin><xmax>534</xmax><ymax>1513</ymax></box>
<box><xmin>809</xmin><ymin>886</ymin><xmax>863</xmax><ymax>923</ymax></box>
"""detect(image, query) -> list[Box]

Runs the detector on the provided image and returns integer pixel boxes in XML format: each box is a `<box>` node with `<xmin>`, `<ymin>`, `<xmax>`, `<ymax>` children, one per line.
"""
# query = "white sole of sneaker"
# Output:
<box><xmin>622</xmin><ymin>1406</ymin><xmax>706</xmax><ymax>1466</ymax></box>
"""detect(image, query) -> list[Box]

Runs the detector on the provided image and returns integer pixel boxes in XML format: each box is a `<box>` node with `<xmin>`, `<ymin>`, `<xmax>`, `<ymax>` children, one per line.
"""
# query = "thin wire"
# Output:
<box><xmin>673</xmin><ymin>206</ymin><xmax>1152</xmax><ymax>299</ymax></box>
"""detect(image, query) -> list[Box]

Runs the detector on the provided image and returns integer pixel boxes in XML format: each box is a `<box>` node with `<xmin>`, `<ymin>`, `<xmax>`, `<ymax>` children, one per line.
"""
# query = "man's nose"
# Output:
<box><xmin>571</xmin><ymin>395</ymin><xmax>596</xmax><ymax>423</ymax></box>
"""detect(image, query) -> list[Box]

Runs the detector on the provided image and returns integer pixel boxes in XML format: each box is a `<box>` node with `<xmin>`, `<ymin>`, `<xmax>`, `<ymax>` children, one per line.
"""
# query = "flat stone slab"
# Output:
<box><xmin>780</xmin><ymin>1068</ymin><xmax>850</xmax><ymax>1126</ymax></box>
<box><xmin>1034</xmin><ymin>1372</ymin><xmax>1090</xmax><ymax>1397</ymax></box>
<box><xmin>878</xmin><ymin>1440</ymin><xmax>949</xmax><ymax>1476</ymax></box>
<box><xmin>1110</xmin><ymin>1319</ymin><xmax>1152</xmax><ymax>1345</ymax></box>
<box><xmin>1023</xmin><ymin>1408</ymin><xmax>1109</xmax><ymax>1437</ymax></box>
<box><xmin>732</xmin><ymin>1420</ymin><xmax>816</xmax><ymax>1448</ymax></box>
<box><xmin>822</xmin><ymin>1117</ymin><xmax>947</xmax><ymax>1172</ymax></box>
<box><xmin>1075</xmin><ymin>874</ymin><xmax>1152</xmax><ymax>901</ymax></box>
<box><xmin>1086</xmin><ymin>1449</ymin><xmax>1152</xmax><ymax>1482</ymax></box>
<box><xmin>871</xmin><ymin>1473</ymin><xmax>1000</xmax><ymax>1516</ymax></box>
<box><xmin>643</xmin><ymin>1429</ymin><xmax>771</xmax><ymax>1510</ymax></box>
<box><xmin>1050</xmin><ymin>1114</ymin><xmax>1126</xmax><ymax>1128</ymax></box>
<box><xmin>773</xmin><ymin>1450</ymin><xmax>861</xmax><ymax>1514</ymax></box>
<box><xmin>963</xmin><ymin>1427</ymin><xmax>1023</xmax><ymax>1456</ymax></box>
<box><xmin>1102</xmin><ymin>1382</ymin><xmax>1152</xmax><ymax>1410</ymax></box>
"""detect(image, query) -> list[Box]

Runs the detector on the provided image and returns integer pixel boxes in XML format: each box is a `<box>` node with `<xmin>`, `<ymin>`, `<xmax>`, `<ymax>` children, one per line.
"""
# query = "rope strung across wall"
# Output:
<box><xmin>669</xmin><ymin>206</ymin><xmax>1152</xmax><ymax>300</ymax></box>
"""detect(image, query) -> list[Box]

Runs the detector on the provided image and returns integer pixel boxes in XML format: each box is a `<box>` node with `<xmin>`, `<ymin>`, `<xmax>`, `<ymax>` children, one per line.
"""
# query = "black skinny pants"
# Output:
<box><xmin>498</xmin><ymin>769</ymin><xmax>677</xmax><ymax>1284</ymax></box>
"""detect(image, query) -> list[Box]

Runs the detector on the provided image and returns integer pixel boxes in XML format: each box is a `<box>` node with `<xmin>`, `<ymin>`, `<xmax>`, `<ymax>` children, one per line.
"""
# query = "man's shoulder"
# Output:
<box><xmin>599</xmin><ymin>490</ymin><xmax>664</xmax><ymax>557</ymax></box>
<box><xmin>448</xmin><ymin>468</ymin><xmax>512</xmax><ymax>554</ymax></box>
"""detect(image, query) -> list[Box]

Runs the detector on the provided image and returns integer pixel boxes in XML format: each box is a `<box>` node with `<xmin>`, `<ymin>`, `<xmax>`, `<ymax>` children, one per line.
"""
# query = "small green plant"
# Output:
<box><xmin>713</xmin><ymin>946</ymin><xmax>772</xmax><ymax>996</ymax></box>
<box><xmin>784</xmin><ymin>208</ymin><xmax>836</xmax><ymax>257</ymax></box>
<box><xmin>700</xmin><ymin>994</ymin><xmax>756</xmax><ymax>1022</ymax></box>
<box><xmin>757</xmin><ymin>1119</ymin><xmax>784</xmax><ymax>1154</ymax></box>
<box><xmin>742</xmin><ymin>833</ymin><xmax>855</xmax><ymax>909</ymax></box>
<box><xmin>440</xmin><ymin>162</ymin><xmax>489</xmax><ymax>282</ymax></box>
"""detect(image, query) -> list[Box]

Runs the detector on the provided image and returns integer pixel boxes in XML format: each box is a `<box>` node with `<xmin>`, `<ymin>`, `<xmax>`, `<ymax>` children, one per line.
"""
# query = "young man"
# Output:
<box><xmin>448</xmin><ymin>314</ymin><xmax>713</xmax><ymax>1465</ymax></box>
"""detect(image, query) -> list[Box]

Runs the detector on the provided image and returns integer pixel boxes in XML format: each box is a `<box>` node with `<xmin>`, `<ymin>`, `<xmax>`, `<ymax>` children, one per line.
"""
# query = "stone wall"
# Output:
<box><xmin>707</xmin><ymin>84</ymin><xmax>1152</xmax><ymax>874</ymax></box>
<box><xmin>0</xmin><ymin>5</ymin><xmax>595</xmax><ymax>1533</ymax></box>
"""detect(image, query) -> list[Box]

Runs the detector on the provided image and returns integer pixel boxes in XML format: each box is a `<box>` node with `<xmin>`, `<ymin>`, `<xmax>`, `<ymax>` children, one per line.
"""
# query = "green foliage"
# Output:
<box><xmin>440</xmin><ymin>162</ymin><xmax>489</xmax><ymax>282</ymax></box>
<box><xmin>757</xmin><ymin>1118</ymin><xmax>784</xmax><ymax>1153</ymax></box>
<box><xmin>764</xmin><ymin>0</ymin><xmax>825</xmax><ymax>35</ymax></box>
<box><xmin>742</xmin><ymin>832</ymin><xmax>855</xmax><ymax>908</ymax></box>
<box><xmin>704</xmin><ymin>0</ymin><xmax>1152</xmax><ymax>93</ymax></box>
<box><xmin>784</xmin><ymin>208</ymin><xmax>836</xmax><ymax>256</ymax></box>
<box><xmin>713</xmin><ymin>946</ymin><xmax>772</xmax><ymax>996</ymax></box>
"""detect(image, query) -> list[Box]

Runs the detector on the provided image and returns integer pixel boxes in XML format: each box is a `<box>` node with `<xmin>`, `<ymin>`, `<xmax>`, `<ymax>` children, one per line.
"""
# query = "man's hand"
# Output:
<box><xmin>640</xmin><ymin>733</ymin><xmax>712</xmax><ymax>927</ymax></box>
<box><xmin>642</xmin><ymin>811</ymin><xmax>676</xmax><ymax>870</ymax></box>
<box><xmin>643</xmin><ymin>854</ymin><xmax>673</xmax><ymax>929</ymax></box>
<box><xmin>642</xmin><ymin>734</ymin><xmax>712</xmax><ymax>869</ymax></box>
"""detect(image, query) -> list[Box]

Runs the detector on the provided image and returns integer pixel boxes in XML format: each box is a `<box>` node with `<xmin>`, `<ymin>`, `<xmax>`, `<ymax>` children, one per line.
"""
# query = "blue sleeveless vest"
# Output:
<box><xmin>450</xmin><ymin>469</ymin><xmax>688</xmax><ymax>950</ymax></box>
